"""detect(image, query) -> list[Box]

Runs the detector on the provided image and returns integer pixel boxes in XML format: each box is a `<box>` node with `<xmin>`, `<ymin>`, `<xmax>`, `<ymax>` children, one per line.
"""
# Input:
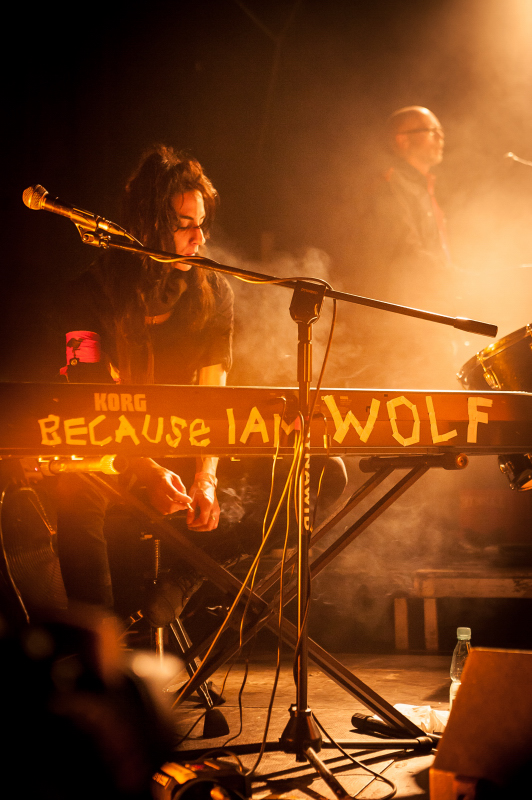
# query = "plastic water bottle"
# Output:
<box><xmin>449</xmin><ymin>626</ymin><xmax>471</xmax><ymax>708</ymax></box>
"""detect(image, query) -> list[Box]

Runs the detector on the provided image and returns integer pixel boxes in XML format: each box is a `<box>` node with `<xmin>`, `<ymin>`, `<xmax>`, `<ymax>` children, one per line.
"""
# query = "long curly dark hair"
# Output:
<box><xmin>94</xmin><ymin>145</ymin><xmax>221</xmax><ymax>383</ymax></box>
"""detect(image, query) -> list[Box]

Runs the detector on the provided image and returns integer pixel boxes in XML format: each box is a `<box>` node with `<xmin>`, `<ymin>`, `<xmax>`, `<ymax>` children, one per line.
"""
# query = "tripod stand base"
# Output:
<box><xmin>202</xmin><ymin>707</ymin><xmax>230</xmax><ymax>738</ymax></box>
<box><xmin>279</xmin><ymin>704</ymin><xmax>322</xmax><ymax>760</ymax></box>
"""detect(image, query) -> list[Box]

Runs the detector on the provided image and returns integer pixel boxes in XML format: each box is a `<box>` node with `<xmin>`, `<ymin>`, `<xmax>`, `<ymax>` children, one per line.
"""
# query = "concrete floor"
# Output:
<box><xmin>170</xmin><ymin>652</ymin><xmax>451</xmax><ymax>799</ymax></box>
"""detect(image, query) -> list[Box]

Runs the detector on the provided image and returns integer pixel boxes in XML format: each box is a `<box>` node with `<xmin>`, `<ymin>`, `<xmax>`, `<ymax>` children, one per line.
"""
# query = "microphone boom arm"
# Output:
<box><xmin>23</xmin><ymin>185</ymin><xmax>498</xmax><ymax>339</ymax></box>
<box><xmin>99</xmin><ymin>236</ymin><xmax>499</xmax><ymax>339</ymax></box>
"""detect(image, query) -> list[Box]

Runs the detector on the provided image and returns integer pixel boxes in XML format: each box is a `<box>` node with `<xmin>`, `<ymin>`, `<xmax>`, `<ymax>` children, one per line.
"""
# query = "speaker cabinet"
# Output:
<box><xmin>430</xmin><ymin>648</ymin><xmax>532</xmax><ymax>799</ymax></box>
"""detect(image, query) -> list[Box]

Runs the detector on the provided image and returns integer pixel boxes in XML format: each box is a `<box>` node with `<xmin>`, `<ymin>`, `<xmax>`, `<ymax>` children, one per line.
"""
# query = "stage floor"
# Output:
<box><xmin>170</xmin><ymin>652</ymin><xmax>451</xmax><ymax>799</ymax></box>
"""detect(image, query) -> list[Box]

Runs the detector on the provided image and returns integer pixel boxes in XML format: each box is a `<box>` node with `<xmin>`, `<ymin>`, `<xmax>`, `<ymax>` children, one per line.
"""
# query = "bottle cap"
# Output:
<box><xmin>457</xmin><ymin>627</ymin><xmax>471</xmax><ymax>639</ymax></box>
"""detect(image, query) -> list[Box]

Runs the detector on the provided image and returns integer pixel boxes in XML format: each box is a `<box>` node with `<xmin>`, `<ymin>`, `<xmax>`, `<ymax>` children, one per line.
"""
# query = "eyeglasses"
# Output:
<box><xmin>401</xmin><ymin>127</ymin><xmax>444</xmax><ymax>138</ymax></box>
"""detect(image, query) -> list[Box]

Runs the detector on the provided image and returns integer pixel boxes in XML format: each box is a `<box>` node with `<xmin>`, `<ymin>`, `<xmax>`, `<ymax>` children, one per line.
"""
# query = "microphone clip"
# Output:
<box><xmin>76</xmin><ymin>226</ymin><xmax>112</xmax><ymax>249</ymax></box>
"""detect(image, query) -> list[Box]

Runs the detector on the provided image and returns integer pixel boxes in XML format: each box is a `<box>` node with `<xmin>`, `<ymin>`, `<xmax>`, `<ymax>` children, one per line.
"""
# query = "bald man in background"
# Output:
<box><xmin>353</xmin><ymin>106</ymin><xmax>463</xmax><ymax>389</ymax></box>
<box><xmin>360</xmin><ymin>105</ymin><xmax>454</xmax><ymax>310</ymax></box>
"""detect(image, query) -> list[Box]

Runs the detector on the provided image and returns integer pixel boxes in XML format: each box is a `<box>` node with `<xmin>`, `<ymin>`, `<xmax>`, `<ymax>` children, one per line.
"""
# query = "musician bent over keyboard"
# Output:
<box><xmin>55</xmin><ymin>145</ymin><xmax>233</xmax><ymax>616</ymax></box>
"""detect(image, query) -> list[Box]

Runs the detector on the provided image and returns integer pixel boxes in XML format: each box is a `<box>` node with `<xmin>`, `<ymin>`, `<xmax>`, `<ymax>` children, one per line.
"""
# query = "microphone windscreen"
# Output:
<box><xmin>22</xmin><ymin>184</ymin><xmax>48</xmax><ymax>210</ymax></box>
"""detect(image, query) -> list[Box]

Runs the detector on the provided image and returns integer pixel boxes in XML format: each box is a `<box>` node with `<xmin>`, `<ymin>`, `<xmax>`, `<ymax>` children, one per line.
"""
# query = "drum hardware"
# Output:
<box><xmin>478</xmin><ymin>365</ymin><xmax>501</xmax><ymax>390</ymax></box>
<box><xmin>459</xmin><ymin>325</ymin><xmax>532</xmax><ymax>491</ymax></box>
<box><xmin>498</xmin><ymin>453</ymin><xmax>532</xmax><ymax>491</ymax></box>
<box><xmin>458</xmin><ymin>324</ymin><xmax>532</xmax><ymax>393</ymax></box>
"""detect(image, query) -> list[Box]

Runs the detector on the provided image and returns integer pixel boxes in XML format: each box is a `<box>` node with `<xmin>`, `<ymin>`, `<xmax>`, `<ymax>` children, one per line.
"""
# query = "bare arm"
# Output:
<box><xmin>186</xmin><ymin>364</ymin><xmax>227</xmax><ymax>531</ymax></box>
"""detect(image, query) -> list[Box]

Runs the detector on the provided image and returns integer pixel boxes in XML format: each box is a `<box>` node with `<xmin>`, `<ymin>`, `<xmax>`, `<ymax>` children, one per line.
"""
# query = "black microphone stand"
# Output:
<box><xmin>277</xmin><ymin>281</ymin><xmax>326</xmax><ymax>761</ymax></box>
<box><xmin>71</xmin><ymin>225</ymin><xmax>497</xmax><ymax>790</ymax></box>
<box><xmin>77</xmin><ymin>225</ymin><xmax>498</xmax><ymax>339</ymax></box>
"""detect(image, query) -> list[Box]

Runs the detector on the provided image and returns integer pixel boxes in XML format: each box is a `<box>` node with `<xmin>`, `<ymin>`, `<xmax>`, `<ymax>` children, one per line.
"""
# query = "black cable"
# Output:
<box><xmin>222</xmin><ymin>426</ymin><xmax>301</xmax><ymax>755</ymax></box>
<box><xmin>177</xmin><ymin>437</ymin><xmax>300</xmax><ymax>751</ymax></box>
<box><xmin>310</xmin><ymin>296</ymin><xmax>337</xmax><ymax>422</ymax></box>
<box><xmin>313</xmin><ymin>714</ymin><xmax>398</xmax><ymax>800</ymax></box>
<box><xmin>247</xmin><ymin>471</ymin><xmax>294</xmax><ymax>776</ymax></box>
<box><xmin>222</xmin><ymin>642</ymin><xmax>254</xmax><ymax>748</ymax></box>
<box><xmin>173</xmin><ymin>422</ymin><xmax>302</xmax><ymax>708</ymax></box>
<box><xmin>232</xmin><ymin>272</ymin><xmax>338</xmax><ymax>419</ymax></box>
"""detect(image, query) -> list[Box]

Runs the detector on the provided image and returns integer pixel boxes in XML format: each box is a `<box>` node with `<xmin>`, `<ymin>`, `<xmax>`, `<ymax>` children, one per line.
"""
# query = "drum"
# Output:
<box><xmin>457</xmin><ymin>324</ymin><xmax>532</xmax><ymax>392</ymax></box>
<box><xmin>459</xmin><ymin>325</ymin><xmax>532</xmax><ymax>494</ymax></box>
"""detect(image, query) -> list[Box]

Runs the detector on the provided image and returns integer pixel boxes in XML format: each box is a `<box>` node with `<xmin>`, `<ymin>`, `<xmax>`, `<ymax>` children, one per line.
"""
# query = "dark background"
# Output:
<box><xmin>3</xmin><ymin>0</ymin><xmax>532</xmax><ymax>651</ymax></box>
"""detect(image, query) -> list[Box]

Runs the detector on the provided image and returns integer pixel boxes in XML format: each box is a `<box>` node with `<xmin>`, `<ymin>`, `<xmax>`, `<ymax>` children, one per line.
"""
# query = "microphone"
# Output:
<box><xmin>503</xmin><ymin>152</ymin><xmax>532</xmax><ymax>167</ymax></box>
<box><xmin>22</xmin><ymin>184</ymin><xmax>128</xmax><ymax>235</ymax></box>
